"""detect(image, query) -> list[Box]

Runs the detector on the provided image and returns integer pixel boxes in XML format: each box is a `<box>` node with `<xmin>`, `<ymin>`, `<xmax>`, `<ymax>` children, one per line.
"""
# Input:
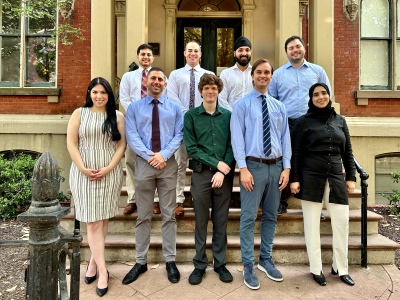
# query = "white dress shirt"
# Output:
<box><xmin>218</xmin><ymin>64</ymin><xmax>253</xmax><ymax>111</ymax></box>
<box><xmin>167</xmin><ymin>64</ymin><xmax>214</xmax><ymax>114</ymax></box>
<box><xmin>119</xmin><ymin>66</ymin><xmax>167</xmax><ymax>111</ymax></box>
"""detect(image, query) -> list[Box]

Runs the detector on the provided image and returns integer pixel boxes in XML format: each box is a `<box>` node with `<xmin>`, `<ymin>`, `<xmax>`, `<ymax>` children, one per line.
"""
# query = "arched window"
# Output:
<box><xmin>178</xmin><ymin>0</ymin><xmax>241</xmax><ymax>11</ymax></box>
<box><xmin>375</xmin><ymin>153</ymin><xmax>400</xmax><ymax>203</ymax></box>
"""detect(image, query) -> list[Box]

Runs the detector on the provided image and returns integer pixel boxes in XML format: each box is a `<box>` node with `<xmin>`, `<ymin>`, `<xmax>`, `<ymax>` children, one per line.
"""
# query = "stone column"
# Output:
<box><xmin>115</xmin><ymin>0</ymin><xmax>127</xmax><ymax>78</ymax></box>
<box><xmin>125</xmin><ymin>0</ymin><xmax>148</xmax><ymax>71</ymax></box>
<box><xmin>91</xmin><ymin>0</ymin><xmax>115</xmax><ymax>86</ymax></box>
<box><xmin>164</xmin><ymin>2</ymin><xmax>177</xmax><ymax>75</ymax></box>
<box><xmin>242</xmin><ymin>2</ymin><xmax>256</xmax><ymax>46</ymax></box>
<box><xmin>275</xmin><ymin>0</ymin><xmax>300</xmax><ymax>67</ymax></box>
<box><xmin>308</xmin><ymin>0</ymin><xmax>334</xmax><ymax>93</ymax></box>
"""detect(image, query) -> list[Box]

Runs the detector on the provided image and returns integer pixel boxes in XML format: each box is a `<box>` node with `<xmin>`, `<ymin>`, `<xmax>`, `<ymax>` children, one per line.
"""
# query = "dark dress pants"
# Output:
<box><xmin>191</xmin><ymin>168</ymin><xmax>232</xmax><ymax>270</ymax></box>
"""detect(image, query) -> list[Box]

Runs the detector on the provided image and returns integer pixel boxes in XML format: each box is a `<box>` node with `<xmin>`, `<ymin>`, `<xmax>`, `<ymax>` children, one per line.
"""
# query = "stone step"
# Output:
<box><xmin>76</xmin><ymin>232</ymin><xmax>400</xmax><ymax>265</ymax></box>
<box><xmin>116</xmin><ymin>185</ymin><xmax>363</xmax><ymax>209</ymax></box>
<box><xmin>60</xmin><ymin>208</ymin><xmax>382</xmax><ymax>236</ymax></box>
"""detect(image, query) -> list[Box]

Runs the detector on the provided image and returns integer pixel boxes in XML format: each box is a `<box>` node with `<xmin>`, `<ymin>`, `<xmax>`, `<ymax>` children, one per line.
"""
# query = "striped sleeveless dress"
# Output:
<box><xmin>70</xmin><ymin>107</ymin><xmax>122</xmax><ymax>222</ymax></box>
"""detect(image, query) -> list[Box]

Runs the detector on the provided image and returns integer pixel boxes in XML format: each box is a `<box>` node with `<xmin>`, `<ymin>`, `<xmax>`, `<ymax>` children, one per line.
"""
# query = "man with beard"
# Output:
<box><xmin>268</xmin><ymin>36</ymin><xmax>331</xmax><ymax>216</ymax></box>
<box><xmin>218</xmin><ymin>36</ymin><xmax>253</xmax><ymax>111</ymax></box>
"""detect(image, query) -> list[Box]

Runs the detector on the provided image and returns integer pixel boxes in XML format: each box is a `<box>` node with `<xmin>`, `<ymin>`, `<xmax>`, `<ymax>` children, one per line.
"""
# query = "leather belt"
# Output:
<box><xmin>246</xmin><ymin>156</ymin><xmax>282</xmax><ymax>165</ymax></box>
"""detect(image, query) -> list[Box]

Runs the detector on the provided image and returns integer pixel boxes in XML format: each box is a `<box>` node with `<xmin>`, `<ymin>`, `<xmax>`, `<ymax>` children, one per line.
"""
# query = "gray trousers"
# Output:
<box><xmin>134</xmin><ymin>156</ymin><xmax>178</xmax><ymax>264</ymax></box>
<box><xmin>191</xmin><ymin>168</ymin><xmax>232</xmax><ymax>270</ymax></box>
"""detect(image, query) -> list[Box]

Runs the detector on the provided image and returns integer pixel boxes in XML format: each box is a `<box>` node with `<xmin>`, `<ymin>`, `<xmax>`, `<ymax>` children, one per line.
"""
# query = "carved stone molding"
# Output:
<box><xmin>299</xmin><ymin>1</ymin><xmax>308</xmax><ymax>17</ymax></box>
<box><xmin>343</xmin><ymin>0</ymin><xmax>359</xmax><ymax>22</ymax></box>
<box><xmin>115</xmin><ymin>0</ymin><xmax>126</xmax><ymax>16</ymax></box>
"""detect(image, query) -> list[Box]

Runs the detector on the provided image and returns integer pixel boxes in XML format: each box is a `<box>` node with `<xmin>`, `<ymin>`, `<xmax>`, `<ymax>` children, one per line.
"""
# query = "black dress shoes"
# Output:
<box><xmin>96</xmin><ymin>271</ymin><xmax>109</xmax><ymax>297</ymax></box>
<box><xmin>331</xmin><ymin>267</ymin><xmax>355</xmax><ymax>286</ymax></box>
<box><xmin>312</xmin><ymin>272</ymin><xmax>327</xmax><ymax>286</ymax></box>
<box><xmin>84</xmin><ymin>265</ymin><xmax>97</xmax><ymax>284</ymax></box>
<box><xmin>166</xmin><ymin>261</ymin><xmax>180</xmax><ymax>283</ymax></box>
<box><xmin>340</xmin><ymin>274</ymin><xmax>355</xmax><ymax>286</ymax></box>
<box><xmin>331</xmin><ymin>267</ymin><xmax>338</xmax><ymax>275</ymax></box>
<box><xmin>122</xmin><ymin>263</ymin><xmax>148</xmax><ymax>285</ymax></box>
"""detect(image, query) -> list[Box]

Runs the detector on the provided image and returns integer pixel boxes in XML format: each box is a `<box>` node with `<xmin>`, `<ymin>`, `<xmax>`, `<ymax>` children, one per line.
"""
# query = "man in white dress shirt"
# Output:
<box><xmin>218</xmin><ymin>36</ymin><xmax>253</xmax><ymax>111</ymax></box>
<box><xmin>119</xmin><ymin>44</ymin><xmax>162</xmax><ymax>215</ymax></box>
<box><xmin>167</xmin><ymin>41</ymin><xmax>214</xmax><ymax>217</ymax></box>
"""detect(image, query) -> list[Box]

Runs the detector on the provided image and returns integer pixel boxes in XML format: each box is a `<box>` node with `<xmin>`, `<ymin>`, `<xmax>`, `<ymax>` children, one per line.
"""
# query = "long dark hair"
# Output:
<box><xmin>84</xmin><ymin>77</ymin><xmax>121</xmax><ymax>141</ymax></box>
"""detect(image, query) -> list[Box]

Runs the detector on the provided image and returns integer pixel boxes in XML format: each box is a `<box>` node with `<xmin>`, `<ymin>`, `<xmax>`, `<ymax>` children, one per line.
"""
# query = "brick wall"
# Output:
<box><xmin>0</xmin><ymin>1</ymin><xmax>91</xmax><ymax>114</ymax></box>
<box><xmin>334</xmin><ymin>1</ymin><xmax>400</xmax><ymax>117</ymax></box>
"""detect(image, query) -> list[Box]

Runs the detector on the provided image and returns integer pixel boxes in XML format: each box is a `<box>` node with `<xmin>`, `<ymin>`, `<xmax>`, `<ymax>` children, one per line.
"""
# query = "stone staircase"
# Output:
<box><xmin>61</xmin><ymin>167</ymin><xmax>400</xmax><ymax>265</ymax></box>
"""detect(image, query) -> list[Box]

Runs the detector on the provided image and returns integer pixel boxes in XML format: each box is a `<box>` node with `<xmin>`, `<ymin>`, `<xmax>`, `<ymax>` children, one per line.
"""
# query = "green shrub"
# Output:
<box><xmin>384</xmin><ymin>170</ymin><xmax>400</xmax><ymax>215</ymax></box>
<box><xmin>0</xmin><ymin>152</ymin><xmax>39</xmax><ymax>220</ymax></box>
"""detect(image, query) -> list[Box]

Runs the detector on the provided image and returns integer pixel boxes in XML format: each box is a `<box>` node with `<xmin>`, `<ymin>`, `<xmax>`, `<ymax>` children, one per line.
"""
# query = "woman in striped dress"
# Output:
<box><xmin>67</xmin><ymin>77</ymin><xmax>126</xmax><ymax>297</ymax></box>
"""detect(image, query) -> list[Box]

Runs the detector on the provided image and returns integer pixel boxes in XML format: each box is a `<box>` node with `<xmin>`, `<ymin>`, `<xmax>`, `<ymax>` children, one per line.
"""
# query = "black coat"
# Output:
<box><xmin>290</xmin><ymin>110</ymin><xmax>356</xmax><ymax>205</ymax></box>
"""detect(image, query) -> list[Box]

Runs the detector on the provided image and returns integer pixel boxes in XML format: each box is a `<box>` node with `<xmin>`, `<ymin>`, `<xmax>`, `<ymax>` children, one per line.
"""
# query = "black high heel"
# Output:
<box><xmin>96</xmin><ymin>271</ymin><xmax>109</xmax><ymax>297</ymax></box>
<box><xmin>312</xmin><ymin>272</ymin><xmax>326</xmax><ymax>286</ymax></box>
<box><xmin>331</xmin><ymin>267</ymin><xmax>338</xmax><ymax>275</ymax></box>
<box><xmin>84</xmin><ymin>265</ymin><xmax>97</xmax><ymax>284</ymax></box>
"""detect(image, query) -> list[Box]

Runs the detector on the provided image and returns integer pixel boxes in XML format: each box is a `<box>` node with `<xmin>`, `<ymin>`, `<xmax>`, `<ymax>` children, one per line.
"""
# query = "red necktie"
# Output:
<box><xmin>141</xmin><ymin>69</ymin><xmax>147</xmax><ymax>98</ymax></box>
<box><xmin>151</xmin><ymin>99</ymin><xmax>161</xmax><ymax>152</ymax></box>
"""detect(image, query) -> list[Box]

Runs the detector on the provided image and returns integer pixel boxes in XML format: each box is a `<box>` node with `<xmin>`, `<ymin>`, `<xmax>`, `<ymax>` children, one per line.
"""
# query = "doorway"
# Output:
<box><xmin>176</xmin><ymin>18</ymin><xmax>242</xmax><ymax>75</ymax></box>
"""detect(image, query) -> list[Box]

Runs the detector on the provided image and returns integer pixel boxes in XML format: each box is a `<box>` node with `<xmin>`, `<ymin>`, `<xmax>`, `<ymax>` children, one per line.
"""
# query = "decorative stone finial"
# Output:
<box><xmin>29</xmin><ymin>152</ymin><xmax>61</xmax><ymax>214</ymax></box>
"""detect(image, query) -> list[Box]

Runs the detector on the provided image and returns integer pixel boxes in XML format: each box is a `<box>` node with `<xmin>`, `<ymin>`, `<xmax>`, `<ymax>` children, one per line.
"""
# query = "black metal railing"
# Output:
<box><xmin>354</xmin><ymin>157</ymin><xmax>369</xmax><ymax>268</ymax></box>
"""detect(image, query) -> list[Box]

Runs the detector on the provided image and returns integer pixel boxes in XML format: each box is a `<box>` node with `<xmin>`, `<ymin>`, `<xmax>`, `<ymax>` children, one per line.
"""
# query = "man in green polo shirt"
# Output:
<box><xmin>184</xmin><ymin>73</ymin><xmax>234</xmax><ymax>285</ymax></box>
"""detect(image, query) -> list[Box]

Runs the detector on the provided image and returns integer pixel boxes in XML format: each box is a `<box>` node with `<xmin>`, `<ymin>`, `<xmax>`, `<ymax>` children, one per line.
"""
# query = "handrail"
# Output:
<box><xmin>354</xmin><ymin>157</ymin><xmax>369</xmax><ymax>268</ymax></box>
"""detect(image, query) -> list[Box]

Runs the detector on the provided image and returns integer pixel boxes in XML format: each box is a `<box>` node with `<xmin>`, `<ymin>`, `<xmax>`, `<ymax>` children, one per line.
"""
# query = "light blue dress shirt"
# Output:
<box><xmin>231</xmin><ymin>89</ymin><xmax>291</xmax><ymax>169</ymax></box>
<box><xmin>167</xmin><ymin>64</ymin><xmax>214</xmax><ymax>114</ymax></box>
<box><xmin>126</xmin><ymin>95</ymin><xmax>183</xmax><ymax>161</ymax></box>
<box><xmin>268</xmin><ymin>60</ymin><xmax>331</xmax><ymax>119</ymax></box>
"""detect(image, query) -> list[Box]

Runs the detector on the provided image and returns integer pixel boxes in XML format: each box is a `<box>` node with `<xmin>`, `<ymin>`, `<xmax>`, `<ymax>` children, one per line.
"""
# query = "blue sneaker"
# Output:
<box><xmin>243</xmin><ymin>263</ymin><xmax>260</xmax><ymax>290</ymax></box>
<box><xmin>257</xmin><ymin>257</ymin><xmax>283</xmax><ymax>282</ymax></box>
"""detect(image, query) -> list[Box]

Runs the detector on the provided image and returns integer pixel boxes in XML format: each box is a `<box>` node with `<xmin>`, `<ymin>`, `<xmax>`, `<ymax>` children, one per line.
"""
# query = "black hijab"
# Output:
<box><xmin>307</xmin><ymin>82</ymin><xmax>334</xmax><ymax>121</ymax></box>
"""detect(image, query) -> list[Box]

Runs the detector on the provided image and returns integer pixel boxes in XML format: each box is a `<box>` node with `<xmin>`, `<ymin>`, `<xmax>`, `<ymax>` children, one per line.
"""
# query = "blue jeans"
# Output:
<box><xmin>240</xmin><ymin>160</ymin><xmax>282</xmax><ymax>265</ymax></box>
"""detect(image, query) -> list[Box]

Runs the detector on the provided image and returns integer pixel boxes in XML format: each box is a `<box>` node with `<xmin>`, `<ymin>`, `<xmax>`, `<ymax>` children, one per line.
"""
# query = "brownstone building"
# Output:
<box><xmin>0</xmin><ymin>0</ymin><xmax>399</xmax><ymax>203</ymax></box>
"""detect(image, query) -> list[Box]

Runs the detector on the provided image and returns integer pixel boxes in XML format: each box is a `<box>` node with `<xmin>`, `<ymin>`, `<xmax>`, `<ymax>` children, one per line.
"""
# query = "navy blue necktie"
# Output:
<box><xmin>261</xmin><ymin>95</ymin><xmax>271</xmax><ymax>156</ymax></box>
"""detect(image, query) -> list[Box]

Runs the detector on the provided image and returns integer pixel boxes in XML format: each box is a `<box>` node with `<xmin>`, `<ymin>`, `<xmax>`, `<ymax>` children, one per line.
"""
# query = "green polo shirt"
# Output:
<box><xmin>184</xmin><ymin>103</ymin><xmax>233</xmax><ymax>169</ymax></box>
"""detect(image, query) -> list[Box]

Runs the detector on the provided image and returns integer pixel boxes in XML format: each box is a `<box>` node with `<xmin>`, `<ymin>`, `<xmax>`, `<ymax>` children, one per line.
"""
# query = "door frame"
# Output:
<box><xmin>176</xmin><ymin>18</ymin><xmax>242</xmax><ymax>73</ymax></box>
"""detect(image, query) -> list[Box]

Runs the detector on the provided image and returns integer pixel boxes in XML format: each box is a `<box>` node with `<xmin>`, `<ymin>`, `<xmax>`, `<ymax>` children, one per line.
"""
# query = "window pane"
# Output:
<box><xmin>361</xmin><ymin>0</ymin><xmax>389</xmax><ymax>38</ymax></box>
<box><xmin>0</xmin><ymin>36</ymin><xmax>20</xmax><ymax>86</ymax></box>
<box><xmin>360</xmin><ymin>40</ymin><xmax>389</xmax><ymax>89</ymax></box>
<box><xmin>375</xmin><ymin>156</ymin><xmax>400</xmax><ymax>204</ymax></box>
<box><xmin>397</xmin><ymin>41</ymin><xmax>400</xmax><ymax>89</ymax></box>
<box><xmin>27</xmin><ymin>1</ymin><xmax>57</xmax><ymax>34</ymax></box>
<box><xmin>184</xmin><ymin>27</ymin><xmax>201</xmax><ymax>47</ymax></box>
<box><xmin>398</xmin><ymin>0</ymin><xmax>400</xmax><ymax>38</ymax></box>
<box><xmin>217</xmin><ymin>28</ymin><xmax>234</xmax><ymax>75</ymax></box>
<box><xmin>1</xmin><ymin>0</ymin><xmax>22</xmax><ymax>34</ymax></box>
<box><xmin>25</xmin><ymin>37</ymin><xmax>56</xmax><ymax>85</ymax></box>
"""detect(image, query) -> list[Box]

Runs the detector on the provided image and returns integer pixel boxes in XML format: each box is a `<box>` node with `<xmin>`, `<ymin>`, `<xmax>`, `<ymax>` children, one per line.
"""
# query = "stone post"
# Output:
<box><xmin>18</xmin><ymin>152</ymin><xmax>70</xmax><ymax>300</ymax></box>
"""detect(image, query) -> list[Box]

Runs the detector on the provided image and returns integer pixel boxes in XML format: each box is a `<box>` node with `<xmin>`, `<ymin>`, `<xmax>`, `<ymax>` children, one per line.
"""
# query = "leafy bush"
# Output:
<box><xmin>384</xmin><ymin>170</ymin><xmax>400</xmax><ymax>215</ymax></box>
<box><xmin>0</xmin><ymin>152</ymin><xmax>39</xmax><ymax>220</ymax></box>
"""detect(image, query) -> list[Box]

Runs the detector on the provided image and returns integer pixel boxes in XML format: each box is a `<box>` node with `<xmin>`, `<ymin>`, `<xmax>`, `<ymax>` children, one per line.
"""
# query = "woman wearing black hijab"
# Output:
<box><xmin>290</xmin><ymin>83</ymin><xmax>356</xmax><ymax>287</ymax></box>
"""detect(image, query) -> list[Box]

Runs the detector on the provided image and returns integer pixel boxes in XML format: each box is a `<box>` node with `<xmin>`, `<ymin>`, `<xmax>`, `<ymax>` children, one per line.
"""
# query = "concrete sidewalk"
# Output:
<box><xmin>77</xmin><ymin>262</ymin><xmax>400</xmax><ymax>299</ymax></box>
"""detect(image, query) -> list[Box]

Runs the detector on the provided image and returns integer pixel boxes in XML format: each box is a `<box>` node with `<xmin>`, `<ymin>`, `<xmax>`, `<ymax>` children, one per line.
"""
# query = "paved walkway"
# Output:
<box><xmin>77</xmin><ymin>262</ymin><xmax>400</xmax><ymax>299</ymax></box>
